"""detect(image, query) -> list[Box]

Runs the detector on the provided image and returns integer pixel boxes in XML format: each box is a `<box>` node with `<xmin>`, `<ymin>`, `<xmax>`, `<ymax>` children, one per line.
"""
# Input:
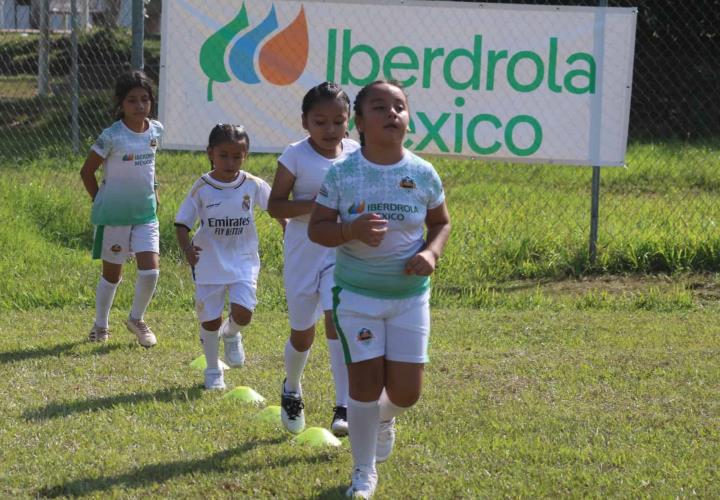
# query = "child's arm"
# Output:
<box><xmin>404</xmin><ymin>201</ymin><xmax>451</xmax><ymax>276</ymax></box>
<box><xmin>267</xmin><ymin>162</ymin><xmax>315</xmax><ymax>219</ymax></box>
<box><xmin>79</xmin><ymin>151</ymin><xmax>104</xmax><ymax>200</ymax></box>
<box><xmin>175</xmin><ymin>224</ymin><xmax>200</xmax><ymax>266</ymax></box>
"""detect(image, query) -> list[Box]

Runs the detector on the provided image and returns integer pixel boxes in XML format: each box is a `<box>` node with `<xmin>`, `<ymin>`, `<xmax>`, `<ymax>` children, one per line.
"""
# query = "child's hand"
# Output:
<box><xmin>350</xmin><ymin>213</ymin><xmax>388</xmax><ymax>247</ymax></box>
<box><xmin>183</xmin><ymin>245</ymin><xmax>201</xmax><ymax>266</ymax></box>
<box><xmin>404</xmin><ymin>249</ymin><xmax>437</xmax><ymax>276</ymax></box>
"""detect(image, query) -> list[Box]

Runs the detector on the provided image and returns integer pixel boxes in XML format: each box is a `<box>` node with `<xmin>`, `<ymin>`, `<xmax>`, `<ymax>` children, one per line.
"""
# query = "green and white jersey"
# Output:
<box><xmin>316</xmin><ymin>149</ymin><xmax>445</xmax><ymax>299</ymax></box>
<box><xmin>90</xmin><ymin>119</ymin><xmax>164</xmax><ymax>226</ymax></box>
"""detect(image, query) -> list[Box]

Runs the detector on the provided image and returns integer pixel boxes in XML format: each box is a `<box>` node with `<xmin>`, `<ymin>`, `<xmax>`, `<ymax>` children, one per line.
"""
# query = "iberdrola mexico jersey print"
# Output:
<box><xmin>91</xmin><ymin>119</ymin><xmax>164</xmax><ymax>226</ymax></box>
<box><xmin>315</xmin><ymin>149</ymin><xmax>445</xmax><ymax>299</ymax></box>
<box><xmin>175</xmin><ymin>172</ymin><xmax>271</xmax><ymax>285</ymax></box>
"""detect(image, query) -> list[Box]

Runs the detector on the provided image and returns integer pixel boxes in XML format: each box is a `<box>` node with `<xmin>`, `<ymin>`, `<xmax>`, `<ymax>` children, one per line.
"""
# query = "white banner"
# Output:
<box><xmin>160</xmin><ymin>0</ymin><xmax>637</xmax><ymax>165</ymax></box>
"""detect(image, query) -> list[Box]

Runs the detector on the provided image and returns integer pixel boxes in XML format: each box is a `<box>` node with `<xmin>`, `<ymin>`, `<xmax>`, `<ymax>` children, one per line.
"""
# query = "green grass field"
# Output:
<box><xmin>0</xmin><ymin>145</ymin><xmax>719</xmax><ymax>497</ymax></box>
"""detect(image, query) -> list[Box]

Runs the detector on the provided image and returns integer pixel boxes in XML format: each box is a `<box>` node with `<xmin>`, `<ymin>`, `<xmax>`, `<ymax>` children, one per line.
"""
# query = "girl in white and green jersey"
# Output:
<box><xmin>80</xmin><ymin>71</ymin><xmax>163</xmax><ymax>348</ymax></box>
<box><xmin>309</xmin><ymin>80</ymin><xmax>451</xmax><ymax>499</ymax></box>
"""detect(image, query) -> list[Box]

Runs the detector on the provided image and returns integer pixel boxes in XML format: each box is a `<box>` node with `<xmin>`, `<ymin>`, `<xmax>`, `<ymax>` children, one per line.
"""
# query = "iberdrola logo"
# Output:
<box><xmin>199</xmin><ymin>3</ymin><xmax>308</xmax><ymax>101</ymax></box>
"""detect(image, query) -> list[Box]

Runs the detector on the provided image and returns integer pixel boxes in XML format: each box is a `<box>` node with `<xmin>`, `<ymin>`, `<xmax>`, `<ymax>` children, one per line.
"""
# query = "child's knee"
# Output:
<box><xmin>230</xmin><ymin>305</ymin><xmax>252</xmax><ymax>326</ymax></box>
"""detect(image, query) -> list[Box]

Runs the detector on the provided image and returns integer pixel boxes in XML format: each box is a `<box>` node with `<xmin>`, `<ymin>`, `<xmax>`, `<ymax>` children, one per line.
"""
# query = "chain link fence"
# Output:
<box><xmin>1</xmin><ymin>0</ymin><xmax>718</xmax><ymax>283</ymax></box>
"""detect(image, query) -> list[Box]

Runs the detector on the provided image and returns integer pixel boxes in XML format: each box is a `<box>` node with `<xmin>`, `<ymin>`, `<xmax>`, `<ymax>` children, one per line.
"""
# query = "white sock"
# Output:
<box><xmin>95</xmin><ymin>277</ymin><xmax>120</xmax><ymax>328</ymax></box>
<box><xmin>327</xmin><ymin>338</ymin><xmax>349</xmax><ymax>407</ymax></box>
<box><xmin>379</xmin><ymin>388</ymin><xmax>411</xmax><ymax>422</ymax></box>
<box><xmin>348</xmin><ymin>397</ymin><xmax>379</xmax><ymax>470</ymax></box>
<box><xmin>130</xmin><ymin>268</ymin><xmax>159</xmax><ymax>320</ymax></box>
<box><xmin>284</xmin><ymin>339</ymin><xmax>310</xmax><ymax>394</ymax></box>
<box><xmin>200</xmin><ymin>327</ymin><xmax>220</xmax><ymax>370</ymax></box>
<box><xmin>223</xmin><ymin>315</ymin><xmax>242</xmax><ymax>338</ymax></box>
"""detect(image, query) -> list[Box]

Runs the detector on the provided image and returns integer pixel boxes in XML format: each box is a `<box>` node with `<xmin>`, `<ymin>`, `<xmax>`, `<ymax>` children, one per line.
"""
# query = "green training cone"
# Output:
<box><xmin>223</xmin><ymin>386</ymin><xmax>266</xmax><ymax>404</ymax></box>
<box><xmin>293</xmin><ymin>427</ymin><xmax>342</xmax><ymax>447</ymax></box>
<box><xmin>189</xmin><ymin>355</ymin><xmax>229</xmax><ymax>371</ymax></box>
<box><xmin>255</xmin><ymin>405</ymin><xmax>281</xmax><ymax>424</ymax></box>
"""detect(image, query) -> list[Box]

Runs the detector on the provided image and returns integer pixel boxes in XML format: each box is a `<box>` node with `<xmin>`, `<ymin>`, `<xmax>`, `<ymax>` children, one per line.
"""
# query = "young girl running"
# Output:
<box><xmin>175</xmin><ymin>124</ymin><xmax>284</xmax><ymax>390</ymax></box>
<box><xmin>268</xmin><ymin>82</ymin><xmax>360</xmax><ymax>436</ymax></box>
<box><xmin>80</xmin><ymin>70</ymin><xmax>163</xmax><ymax>347</ymax></box>
<box><xmin>309</xmin><ymin>80</ymin><xmax>451</xmax><ymax>498</ymax></box>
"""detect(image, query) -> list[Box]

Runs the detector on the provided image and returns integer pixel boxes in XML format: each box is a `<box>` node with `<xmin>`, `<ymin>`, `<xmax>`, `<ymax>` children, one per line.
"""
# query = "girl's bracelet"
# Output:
<box><xmin>340</xmin><ymin>222</ymin><xmax>352</xmax><ymax>242</ymax></box>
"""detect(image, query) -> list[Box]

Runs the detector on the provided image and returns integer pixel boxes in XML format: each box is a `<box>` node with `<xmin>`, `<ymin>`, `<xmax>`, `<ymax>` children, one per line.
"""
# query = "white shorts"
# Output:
<box><xmin>332</xmin><ymin>287</ymin><xmax>431</xmax><ymax>365</ymax></box>
<box><xmin>195</xmin><ymin>281</ymin><xmax>257</xmax><ymax>322</ymax></box>
<box><xmin>93</xmin><ymin>222</ymin><xmax>160</xmax><ymax>264</ymax></box>
<box><xmin>283</xmin><ymin>221</ymin><xmax>336</xmax><ymax>331</ymax></box>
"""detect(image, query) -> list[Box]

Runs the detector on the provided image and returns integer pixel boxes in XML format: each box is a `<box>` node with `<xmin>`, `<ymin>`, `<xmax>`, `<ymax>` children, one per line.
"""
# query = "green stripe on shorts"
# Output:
<box><xmin>92</xmin><ymin>225</ymin><xmax>105</xmax><ymax>259</ymax></box>
<box><xmin>332</xmin><ymin>286</ymin><xmax>353</xmax><ymax>364</ymax></box>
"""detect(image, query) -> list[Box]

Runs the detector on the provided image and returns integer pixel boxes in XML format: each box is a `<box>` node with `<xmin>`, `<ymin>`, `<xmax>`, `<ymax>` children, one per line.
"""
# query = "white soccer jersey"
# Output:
<box><xmin>91</xmin><ymin>119</ymin><xmax>164</xmax><ymax>226</ymax></box>
<box><xmin>175</xmin><ymin>172</ymin><xmax>271</xmax><ymax>285</ymax></box>
<box><xmin>316</xmin><ymin>149</ymin><xmax>445</xmax><ymax>299</ymax></box>
<box><xmin>277</xmin><ymin>137</ymin><xmax>359</xmax><ymax>223</ymax></box>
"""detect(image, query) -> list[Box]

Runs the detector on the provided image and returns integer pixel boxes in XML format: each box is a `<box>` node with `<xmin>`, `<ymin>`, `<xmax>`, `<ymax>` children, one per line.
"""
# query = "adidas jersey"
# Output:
<box><xmin>316</xmin><ymin>149</ymin><xmax>445</xmax><ymax>299</ymax></box>
<box><xmin>90</xmin><ymin>119</ymin><xmax>163</xmax><ymax>226</ymax></box>
<box><xmin>175</xmin><ymin>172</ymin><xmax>271</xmax><ymax>285</ymax></box>
<box><xmin>277</xmin><ymin>137</ymin><xmax>360</xmax><ymax>223</ymax></box>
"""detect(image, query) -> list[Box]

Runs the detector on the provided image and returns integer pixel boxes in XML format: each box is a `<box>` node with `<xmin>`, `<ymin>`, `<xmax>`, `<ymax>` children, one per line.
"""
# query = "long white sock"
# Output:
<box><xmin>95</xmin><ymin>277</ymin><xmax>120</xmax><ymax>328</ymax></box>
<box><xmin>348</xmin><ymin>397</ymin><xmax>379</xmax><ymax>470</ymax></box>
<box><xmin>284</xmin><ymin>340</ymin><xmax>310</xmax><ymax>394</ymax></box>
<box><xmin>130</xmin><ymin>268</ymin><xmax>159</xmax><ymax>320</ymax></box>
<box><xmin>327</xmin><ymin>338</ymin><xmax>349</xmax><ymax>407</ymax></box>
<box><xmin>200</xmin><ymin>327</ymin><xmax>220</xmax><ymax>370</ymax></box>
<box><xmin>223</xmin><ymin>315</ymin><xmax>242</xmax><ymax>337</ymax></box>
<box><xmin>379</xmin><ymin>388</ymin><xmax>411</xmax><ymax>422</ymax></box>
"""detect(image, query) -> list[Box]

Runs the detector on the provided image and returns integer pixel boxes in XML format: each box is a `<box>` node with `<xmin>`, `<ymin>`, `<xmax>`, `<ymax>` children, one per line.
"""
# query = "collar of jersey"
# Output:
<box><xmin>201</xmin><ymin>172</ymin><xmax>247</xmax><ymax>190</ymax></box>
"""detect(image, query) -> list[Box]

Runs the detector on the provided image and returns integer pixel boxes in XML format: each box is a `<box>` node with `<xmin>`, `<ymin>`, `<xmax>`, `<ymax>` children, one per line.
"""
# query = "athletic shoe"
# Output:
<box><xmin>126</xmin><ymin>316</ymin><xmax>157</xmax><ymax>348</ymax></box>
<box><xmin>345</xmin><ymin>466</ymin><xmax>378</xmax><ymax>499</ymax></box>
<box><xmin>280</xmin><ymin>379</ymin><xmax>305</xmax><ymax>434</ymax></box>
<box><xmin>331</xmin><ymin>406</ymin><xmax>349</xmax><ymax>437</ymax></box>
<box><xmin>375</xmin><ymin>418</ymin><xmax>396</xmax><ymax>463</ymax></box>
<box><xmin>88</xmin><ymin>324</ymin><xmax>109</xmax><ymax>342</ymax></box>
<box><xmin>203</xmin><ymin>368</ymin><xmax>226</xmax><ymax>390</ymax></box>
<box><xmin>222</xmin><ymin>332</ymin><xmax>245</xmax><ymax>367</ymax></box>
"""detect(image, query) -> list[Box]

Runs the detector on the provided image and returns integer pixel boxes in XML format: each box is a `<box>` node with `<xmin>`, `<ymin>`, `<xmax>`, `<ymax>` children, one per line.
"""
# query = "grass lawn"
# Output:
<box><xmin>0</xmin><ymin>308</ymin><xmax>718</xmax><ymax>498</ymax></box>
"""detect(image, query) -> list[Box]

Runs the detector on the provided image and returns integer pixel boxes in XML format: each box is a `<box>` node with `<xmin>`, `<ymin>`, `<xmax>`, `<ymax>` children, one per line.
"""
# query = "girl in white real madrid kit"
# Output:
<box><xmin>268</xmin><ymin>82</ymin><xmax>359</xmax><ymax>436</ymax></box>
<box><xmin>309</xmin><ymin>81</ymin><xmax>451</xmax><ymax>499</ymax></box>
<box><xmin>175</xmin><ymin>124</ymin><xmax>285</xmax><ymax>390</ymax></box>
<box><xmin>80</xmin><ymin>70</ymin><xmax>163</xmax><ymax>348</ymax></box>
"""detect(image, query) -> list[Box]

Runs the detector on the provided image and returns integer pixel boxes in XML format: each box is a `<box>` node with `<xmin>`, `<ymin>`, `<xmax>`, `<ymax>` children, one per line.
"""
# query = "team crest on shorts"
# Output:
<box><xmin>242</xmin><ymin>194</ymin><xmax>251</xmax><ymax>211</ymax></box>
<box><xmin>357</xmin><ymin>328</ymin><xmax>374</xmax><ymax>342</ymax></box>
<box><xmin>150</xmin><ymin>138</ymin><xmax>158</xmax><ymax>148</ymax></box>
<box><xmin>110</xmin><ymin>244</ymin><xmax>122</xmax><ymax>253</ymax></box>
<box><xmin>400</xmin><ymin>176</ymin><xmax>416</xmax><ymax>189</ymax></box>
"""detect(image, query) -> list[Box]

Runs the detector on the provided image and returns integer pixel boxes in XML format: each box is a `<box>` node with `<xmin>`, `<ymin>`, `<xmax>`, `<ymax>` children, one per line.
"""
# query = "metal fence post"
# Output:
<box><xmin>589</xmin><ymin>0</ymin><xmax>608</xmax><ymax>265</ymax></box>
<box><xmin>71</xmin><ymin>0</ymin><xmax>80</xmax><ymax>153</ymax></box>
<box><xmin>131</xmin><ymin>0</ymin><xmax>145</xmax><ymax>70</ymax></box>
<box><xmin>37</xmin><ymin>0</ymin><xmax>50</xmax><ymax>96</ymax></box>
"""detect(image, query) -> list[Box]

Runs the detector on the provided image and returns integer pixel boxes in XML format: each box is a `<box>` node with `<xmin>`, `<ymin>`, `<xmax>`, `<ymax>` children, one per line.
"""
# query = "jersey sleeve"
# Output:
<box><xmin>425</xmin><ymin>165</ymin><xmax>445</xmax><ymax>209</ymax></box>
<box><xmin>277</xmin><ymin>143</ymin><xmax>298</xmax><ymax>176</ymax></box>
<box><xmin>254</xmin><ymin>179</ymin><xmax>271</xmax><ymax>211</ymax></box>
<box><xmin>315</xmin><ymin>164</ymin><xmax>340</xmax><ymax>210</ymax></box>
<box><xmin>174</xmin><ymin>186</ymin><xmax>199</xmax><ymax>230</ymax></box>
<box><xmin>90</xmin><ymin>127</ymin><xmax>113</xmax><ymax>159</ymax></box>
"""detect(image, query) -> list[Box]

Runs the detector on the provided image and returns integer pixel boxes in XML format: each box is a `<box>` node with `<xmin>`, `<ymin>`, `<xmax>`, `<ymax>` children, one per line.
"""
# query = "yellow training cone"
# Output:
<box><xmin>255</xmin><ymin>405</ymin><xmax>281</xmax><ymax>424</ymax></box>
<box><xmin>189</xmin><ymin>355</ymin><xmax>229</xmax><ymax>371</ymax></box>
<box><xmin>293</xmin><ymin>427</ymin><xmax>342</xmax><ymax>447</ymax></box>
<box><xmin>223</xmin><ymin>386</ymin><xmax>265</xmax><ymax>404</ymax></box>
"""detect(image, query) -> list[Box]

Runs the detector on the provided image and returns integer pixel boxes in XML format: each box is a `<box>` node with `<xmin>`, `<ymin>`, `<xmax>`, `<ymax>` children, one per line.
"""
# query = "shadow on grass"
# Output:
<box><xmin>24</xmin><ymin>384</ymin><xmax>205</xmax><ymax>421</ymax></box>
<box><xmin>0</xmin><ymin>341</ymin><xmax>123</xmax><ymax>365</ymax></box>
<box><xmin>35</xmin><ymin>436</ymin><xmax>336</xmax><ymax>498</ymax></box>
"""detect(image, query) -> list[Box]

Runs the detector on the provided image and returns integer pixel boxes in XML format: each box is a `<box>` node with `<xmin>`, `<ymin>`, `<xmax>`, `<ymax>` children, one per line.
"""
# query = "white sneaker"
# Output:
<box><xmin>331</xmin><ymin>406</ymin><xmax>349</xmax><ymax>437</ymax></box>
<box><xmin>375</xmin><ymin>418</ymin><xmax>396</xmax><ymax>463</ymax></box>
<box><xmin>126</xmin><ymin>316</ymin><xmax>157</xmax><ymax>348</ymax></box>
<box><xmin>204</xmin><ymin>368</ymin><xmax>225</xmax><ymax>390</ymax></box>
<box><xmin>88</xmin><ymin>324</ymin><xmax>109</xmax><ymax>342</ymax></box>
<box><xmin>345</xmin><ymin>466</ymin><xmax>378</xmax><ymax>499</ymax></box>
<box><xmin>280</xmin><ymin>379</ymin><xmax>305</xmax><ymax>434</ymax></box>
<box><xmin>222</xmin><ymin>328</ymin><xmax>245</xmax><ymax>367</ymax></box>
